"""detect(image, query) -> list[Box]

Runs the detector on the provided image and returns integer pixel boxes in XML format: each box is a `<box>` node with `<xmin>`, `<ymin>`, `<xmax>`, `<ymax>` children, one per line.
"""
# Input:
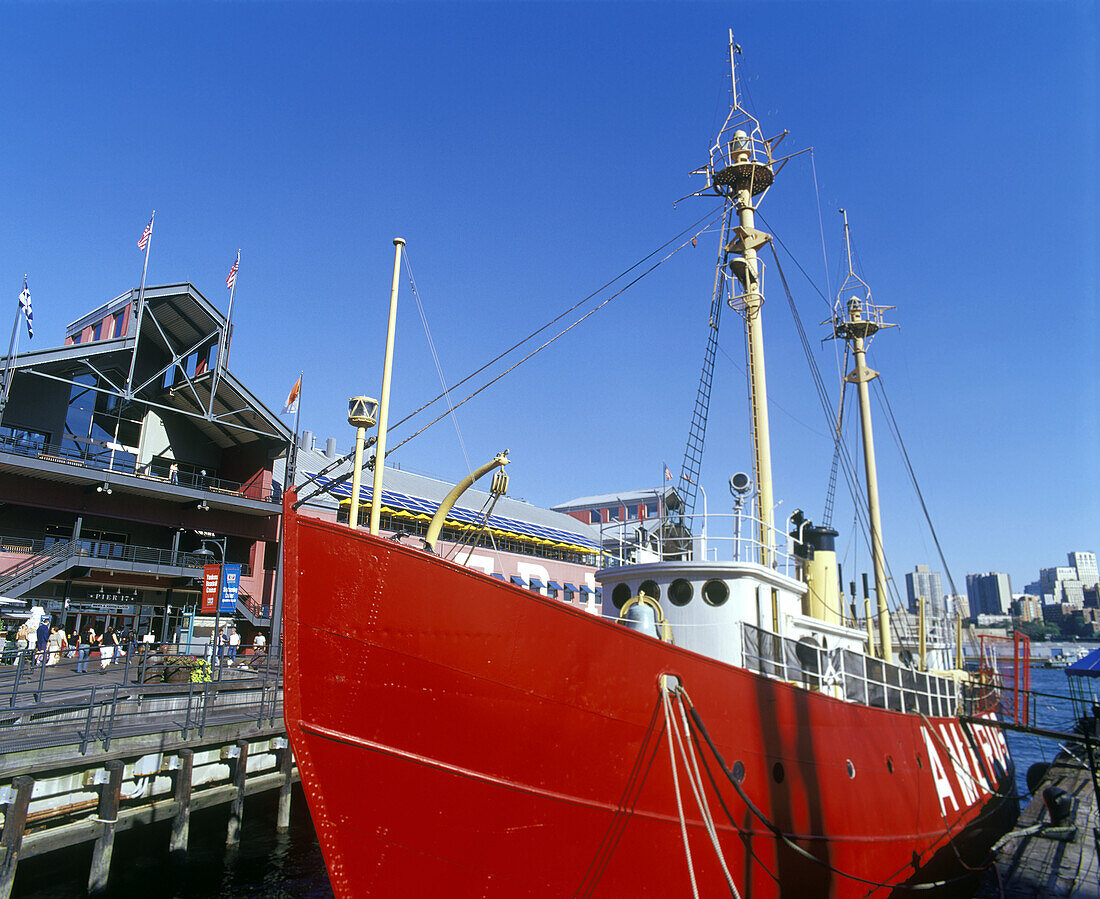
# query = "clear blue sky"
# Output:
<box><xmin>1</xmin><ymin>2</ymin><xmax>1096</xmax><ymax>596</ymax></box>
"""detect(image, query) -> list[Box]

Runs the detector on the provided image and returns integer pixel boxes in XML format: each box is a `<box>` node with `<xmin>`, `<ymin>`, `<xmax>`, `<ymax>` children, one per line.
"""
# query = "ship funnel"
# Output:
<box><xmin>791</xmin><ymin>512</ymin><xmax>841</xmax><ymax>627</ymax></box>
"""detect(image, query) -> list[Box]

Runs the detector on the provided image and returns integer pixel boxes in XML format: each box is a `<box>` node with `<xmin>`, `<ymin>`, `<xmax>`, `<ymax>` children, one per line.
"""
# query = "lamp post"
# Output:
<box><xmin>347</xmin><ymin>396</ymin><xmax>378</xmax><ymax>529</ymax></box>
<box><xmin>194</xmin><ymin>537</ymin><xmax>226</xmax><ymax>674</ymax></box>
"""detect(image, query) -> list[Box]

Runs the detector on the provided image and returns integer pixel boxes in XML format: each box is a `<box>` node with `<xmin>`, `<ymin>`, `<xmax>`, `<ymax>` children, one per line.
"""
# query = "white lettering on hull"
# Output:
<box><xmin>920</xmin><ymin>726</ymin><xmax>959</xmax><ymax>816</ymax></box>
<box><xmin>938</xmin><ymin>724</ymin><xmax>978</xmax><ymax>805</ymax></box>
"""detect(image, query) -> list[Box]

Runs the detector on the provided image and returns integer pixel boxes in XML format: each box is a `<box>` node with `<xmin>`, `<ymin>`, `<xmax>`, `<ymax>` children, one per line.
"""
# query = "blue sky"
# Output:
<box><xmin>1</xmin><ymin>1</ymin><xmax>1096</xmax><ymax>596</ymax></box>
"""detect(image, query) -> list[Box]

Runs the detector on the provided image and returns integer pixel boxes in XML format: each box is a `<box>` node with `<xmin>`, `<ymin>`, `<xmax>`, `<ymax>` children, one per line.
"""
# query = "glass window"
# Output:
<box><xmin>91</xmin><ymin>321</ymin><xmax>103</xmax><ymax>341</ymax></box>
<box><xmin>111</xmin><ymin>311</ymin><xmax>124</xmax><ymax>338</ymax></box>
<box><xmin>608</xmin><ymin>507</ymin><xmax>620</xmax><ymax>522</ymax></box>
<box><xmin>590</xmin><ymin>510</ymin><xmax>601</xmax><ymax>524</ymax></box>
<box><xmin>627</xmin><ymin>504</ymin><xmax>639</xmax><ymax>520</ymax></box>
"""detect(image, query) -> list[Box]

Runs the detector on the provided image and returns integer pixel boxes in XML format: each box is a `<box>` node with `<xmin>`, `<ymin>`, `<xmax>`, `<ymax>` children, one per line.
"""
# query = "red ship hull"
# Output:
<box><xmin>282</xmin><ymin>499</ymin><xmax>1016</xmax><ymax>897</ymax></box>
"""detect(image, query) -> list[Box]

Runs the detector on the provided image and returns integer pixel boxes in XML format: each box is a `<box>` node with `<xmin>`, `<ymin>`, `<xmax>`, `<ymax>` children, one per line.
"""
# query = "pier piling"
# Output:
<box><xmin>226</xmin><ymin>739</ymin><xmax>249</xmax><ymax>847</ymax></box>
<box><xmin>87</xmin><ymin>759</ymin><xmax>123</xmax><ymax>897</ymax></box>
<box><xmin>169</xmin><ymin>748</ymin><xmax>194</xmax><ymax>862</ymax></box>
<box><xmin>276</xmin><ymin>742</ymin><xmax>294</xmax><ymax>832</ymax></box>
<box><xmin>0</xmin><ymin>776</ymin><xmax>34</xmax><ymax>899</ymax></box>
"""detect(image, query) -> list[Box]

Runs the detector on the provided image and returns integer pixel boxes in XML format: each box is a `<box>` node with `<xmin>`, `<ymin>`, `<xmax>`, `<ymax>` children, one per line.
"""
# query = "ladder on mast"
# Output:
<box><xmin>678</xmin><ymin>209</ymin><xmax>733</xmax><ymax>522</ymax></box>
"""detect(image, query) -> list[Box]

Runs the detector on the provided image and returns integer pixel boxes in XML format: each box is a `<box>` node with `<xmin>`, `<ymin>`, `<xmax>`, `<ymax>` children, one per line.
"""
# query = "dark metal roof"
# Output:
<box><xmin>4</xmin><ymin>283</ymin><xmax>290</xmax><ymax>450</ymax></box>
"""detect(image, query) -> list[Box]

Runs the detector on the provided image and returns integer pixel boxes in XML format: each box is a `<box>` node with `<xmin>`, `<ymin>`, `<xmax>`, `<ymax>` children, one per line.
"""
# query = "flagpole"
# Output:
<box><xmin>209</xmin><ymin>250</ymin><xmax>239</xmax><ymax>416</ymax></box>
<box><xmin>271</xmin><ymin>371</ymin><xmax>301</xmax><ymax>658</ymax></box>
<box><xmin>125</xmin><ymin>211</ymin><xmax>155</xmax><ymax>398</ymax></box>
<box><xmin>0</xmin><ymin>291</ymin><xmax>21</xmax><ymax>424</ymax></box>
<box><xmin>288</xmin><ymin>371</ymin><xmax>303</xmax><ymax>486</ymax></box>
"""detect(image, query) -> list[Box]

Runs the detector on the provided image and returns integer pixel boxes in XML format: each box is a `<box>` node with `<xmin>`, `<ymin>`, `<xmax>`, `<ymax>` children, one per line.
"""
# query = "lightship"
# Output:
<box><xmin>282</xmin><ymin>34</ymin><xmax>1022</xmax><ymax>898</ymax></box>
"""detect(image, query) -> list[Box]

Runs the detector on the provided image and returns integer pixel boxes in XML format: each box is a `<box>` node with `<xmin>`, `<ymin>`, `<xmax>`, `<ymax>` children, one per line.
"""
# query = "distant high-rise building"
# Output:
<box><xmin>1012</xmin><ymin>594</ymin><xmax>1042</xmax><ymax>622</ymax></box>
<box><xmin>966</xmin><ymin>572</ymin><xmax>1013</xmax><ymax>616</ymax></box>
<box><xmin>1068</xmin><ymin>551</ymin><xmax>1098</xmax><ymax>586</ymax></box>
<box><xmin>905</xmin><ymin>564</ymin><xmax>945</xmax><ymax>615</ymax></box>
<box><xmin>1040</xmin><ymin>565</ymin><xmax>1087</xmax><ymax>607</ymax></box>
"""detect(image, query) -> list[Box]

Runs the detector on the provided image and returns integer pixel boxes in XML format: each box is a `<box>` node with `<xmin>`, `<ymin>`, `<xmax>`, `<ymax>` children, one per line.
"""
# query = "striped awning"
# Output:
<box><xmin>317</xmin><ymin>473</ymin><xmax>599</xmax><ymax>553</ymax></box>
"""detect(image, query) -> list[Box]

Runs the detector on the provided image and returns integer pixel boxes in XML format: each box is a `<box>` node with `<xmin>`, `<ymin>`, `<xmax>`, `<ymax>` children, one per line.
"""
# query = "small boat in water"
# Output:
<box><xmin>283</xmin><ymin>33</ymin><xmax>1023</xmax><ymax>897</ymax></box>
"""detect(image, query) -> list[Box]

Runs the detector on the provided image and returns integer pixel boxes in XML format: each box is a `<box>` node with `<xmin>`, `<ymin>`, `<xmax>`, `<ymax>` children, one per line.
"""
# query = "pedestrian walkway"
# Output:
<box><xmin>0</xmin><ymin>647</ymin><xmax>281</xmax><ymax>758</ymax></box>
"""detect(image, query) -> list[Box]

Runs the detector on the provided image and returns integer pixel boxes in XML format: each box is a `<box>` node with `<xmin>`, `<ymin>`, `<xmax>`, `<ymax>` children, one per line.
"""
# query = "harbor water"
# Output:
<box><xmin>9</xmin><ymin>667</ymin><xmax>1086</xmax><ymax>897</ymax></box>
<box><xmin>1005</xmin><ymin>664</ymin><xmax>1083</xmax><ymax>798</ymax></box>
<box><xmin>11</xmin><ymin>784</ymin><xmax>333</xmax><ymax>898</ymax></box>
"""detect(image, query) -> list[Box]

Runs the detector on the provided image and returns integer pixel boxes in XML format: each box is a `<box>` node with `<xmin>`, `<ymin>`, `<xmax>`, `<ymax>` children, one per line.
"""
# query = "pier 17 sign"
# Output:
<box><xmin>202</xmin><ymin>563</ymin><xmax>243</xmax><ymax>614</ymax></box>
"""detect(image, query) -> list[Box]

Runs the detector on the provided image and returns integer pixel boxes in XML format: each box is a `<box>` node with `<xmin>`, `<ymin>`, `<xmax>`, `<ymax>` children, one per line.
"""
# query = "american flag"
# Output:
<box><xmin>663</xmin><ymin>462</ymin><xmax>673</xmax><ymax>481</ymax></box>
<box><xmin>18</xmin><ymin>277</ymin><xmax>32</xmax><ymax>339</ymax></box>
<box><xmin>137</xmin><ymin>213</ymin><xmax>154</xmax><ymax>251</ymax></box>
<box><xmin>226</xmin><ymin>250</ymin><xmax>240</xmax><ymax>291</ymax></box>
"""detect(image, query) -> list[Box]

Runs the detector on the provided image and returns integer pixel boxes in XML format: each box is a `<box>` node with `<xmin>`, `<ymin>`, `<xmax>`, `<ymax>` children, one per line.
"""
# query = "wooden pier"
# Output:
<box><xmin>979</xmin><ymin>747</ymin><xmax>1099</xmax><ymax>897</ymax></box>
<box><xmin>0</xmin><ymin>657</ymin><xmax>295</xmax><ymax>897</ymax></box>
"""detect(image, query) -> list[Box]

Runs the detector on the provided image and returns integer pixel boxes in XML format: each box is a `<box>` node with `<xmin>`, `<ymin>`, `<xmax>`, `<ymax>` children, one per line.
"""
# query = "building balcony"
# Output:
<box><xmin>0</xmin><ymin>434</ymin><xmax>280</xmax><ymax>516</ymax></box>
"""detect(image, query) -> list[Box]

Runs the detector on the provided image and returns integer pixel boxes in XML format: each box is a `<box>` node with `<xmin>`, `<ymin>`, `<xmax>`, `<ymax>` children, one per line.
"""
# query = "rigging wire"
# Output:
<box><xmin>386</xmin><ymin>206</ymin><xmax>724</xmax><ymax>444</ymax></box>
<box><xmin>874</xmin><ymin>373</ymin><xmax>962</xmax><ymax>601</ymax></box>
<box><xmin>402</xmin><ymin>248</ymin><xmax>473</xmax><ymax>475</ymax></box>
<box><xmin>293</xmin><ymin>209</ymin><xmax>724</xmax><ymax>508</ymax></box>
<box><xmin>386</xmin><ymin>213</ymin><xmax>724</xmax><ymax>456</ymax></box>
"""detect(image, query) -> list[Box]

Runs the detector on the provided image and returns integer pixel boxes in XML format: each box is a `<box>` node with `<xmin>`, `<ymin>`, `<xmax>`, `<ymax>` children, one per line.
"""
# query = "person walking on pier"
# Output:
<box><xmin>77</xmin><ymin>626</ymin><xmax>95</xmax><ymax>674</ymax></box>
<box><xmin>35</xmin><ymin>618</ymin><xmax>49</xmax><ymax>666</ymax></box>
<box><xmin>227</xmin><ymin>627</ymin><xmax>240</xmax><ymax>665</ymax></box>
<box><xmin>46</xmin><ymin>626</ymin><xmax>63</xmax><ymax>666</ymax></box>
<box><xmin>100</xmin><ymin>627</ymin><xmax>119</xmax><ymax>669</ymax></box>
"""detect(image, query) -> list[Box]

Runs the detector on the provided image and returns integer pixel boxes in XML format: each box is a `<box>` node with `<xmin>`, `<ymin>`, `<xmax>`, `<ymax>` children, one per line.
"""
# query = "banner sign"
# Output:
<box><xmin>201</xmin><ymin>565</ymin><xmax>221</xmax><ymax>614</ymax></box>
<box><xmin>220</xmin><ymin>563</ymin><xmax>242</xmax><ymax>614</ymax></box>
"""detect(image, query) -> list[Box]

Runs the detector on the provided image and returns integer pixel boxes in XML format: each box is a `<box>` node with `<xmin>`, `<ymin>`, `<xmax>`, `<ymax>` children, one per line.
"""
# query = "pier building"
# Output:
<box><xmin>0</xmin><ymin>284</ymin><xmax>290</xmax><ymax>646</ymax></box>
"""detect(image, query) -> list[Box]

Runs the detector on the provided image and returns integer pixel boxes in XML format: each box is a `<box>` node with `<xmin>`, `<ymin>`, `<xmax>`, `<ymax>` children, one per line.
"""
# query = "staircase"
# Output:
<box><xmin>0</xmin><ymin>540</ymin><xmax>82</xmax><ymax>599</ymax></box>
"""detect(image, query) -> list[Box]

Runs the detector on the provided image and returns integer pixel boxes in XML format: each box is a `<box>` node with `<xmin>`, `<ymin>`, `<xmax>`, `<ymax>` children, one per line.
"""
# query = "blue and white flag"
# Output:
<box><xmin>18</xmin><ymin>277</ymin><xmax>32</xmax><ymax>339</ymax></box>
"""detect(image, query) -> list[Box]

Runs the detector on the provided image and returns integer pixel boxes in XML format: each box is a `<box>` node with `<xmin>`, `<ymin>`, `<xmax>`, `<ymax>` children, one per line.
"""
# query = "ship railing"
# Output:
<box><xmin>598</xmin><ymin>511</ymin><xmax>798</xmax><ymax>576</ymax></box>
<box><xmin>740</xmin><ymin>622</ymin><xmax>961</xmax><ymax>717</ymax></box>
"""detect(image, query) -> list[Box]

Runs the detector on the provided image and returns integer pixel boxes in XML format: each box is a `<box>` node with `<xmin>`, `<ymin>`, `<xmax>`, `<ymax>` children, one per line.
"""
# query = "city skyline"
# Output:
<box><xmin>0</xmin><ymin>3</ymin><xmax>1095</xmax><ymax>598</ymax></box>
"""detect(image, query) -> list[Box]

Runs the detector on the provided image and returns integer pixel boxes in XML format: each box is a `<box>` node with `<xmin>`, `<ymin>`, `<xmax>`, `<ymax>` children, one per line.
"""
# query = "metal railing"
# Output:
<box><xmin>740</xmin><ymin>622</ymin><xmax>963</xmax><ymax>717</ymax></box>
<box><xmin>0</xmin><ymin>538</ymin><xmax>253</xmax><ymax>598</ymax></box>
<box><xmin>599</xmin><ymin>510</ymin><xmax>799</xmax><ymax>576</ymax></box>
<box><xmin>0</xmin><ymin>644</ymin><xmax>283</xmax><ymax>754</ymax></box>
<box><xmin>0</xmin><ymin>433</ymin><xmax>280</xmax><ymax>503</ymax></box>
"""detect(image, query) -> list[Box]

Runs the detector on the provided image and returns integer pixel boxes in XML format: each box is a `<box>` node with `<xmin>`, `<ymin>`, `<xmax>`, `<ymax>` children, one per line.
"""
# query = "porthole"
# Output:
<box><xmin>846</xmin><ymin>759</ymin><xmax>855</xmax><ymax>779</ymax></box>
<box><xmin>611</xmin><ymin>583</ymin><xmax>632</xmax><ymax>610</ymax></box>
<box><xmin>772</xmin><ymin>762</ymin><xmax>785</xmax><ymax>784</ymax></box>
<box><xmin>669</xmin><ymin>578</ymin><xmax>693</xmax><ymax>606</ymax></box>
<box><xmin>702</xmin><ymin>579</ymin><xmax>729</xmax><ymax>607</ymax></box>
<box><xmin>639</xmin><ymin>579</ymin><xmax>661</xmax><ymax>600</ymax></box>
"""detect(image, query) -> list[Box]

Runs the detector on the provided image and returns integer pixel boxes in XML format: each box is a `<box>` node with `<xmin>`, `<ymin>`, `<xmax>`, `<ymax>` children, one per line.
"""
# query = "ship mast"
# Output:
<box><xmin>832</xmin><ymin>211</ymin><xmax>895</xmax><ymax>661</ymax></box>
<box><xmin>695</xmin><ymin>32</ymin><xmax>781</xmax><ymax>566</ymax></box>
